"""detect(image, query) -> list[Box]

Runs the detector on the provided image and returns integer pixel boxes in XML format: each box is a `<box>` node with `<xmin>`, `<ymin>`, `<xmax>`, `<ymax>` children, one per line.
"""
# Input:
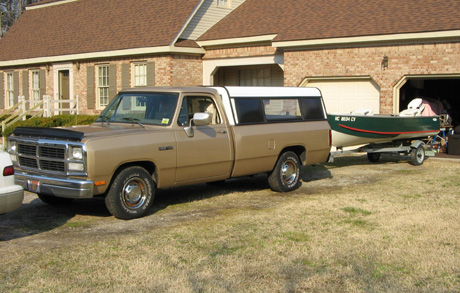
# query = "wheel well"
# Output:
<box><xmin>280</xmin><ymin>146</ymin><xmax>306</xmax><ymax>165</ymax></box>
<box><xmin>105</xmin><ymin>161</ymin><xmax>157</xmax><ymax>195</ymax></box>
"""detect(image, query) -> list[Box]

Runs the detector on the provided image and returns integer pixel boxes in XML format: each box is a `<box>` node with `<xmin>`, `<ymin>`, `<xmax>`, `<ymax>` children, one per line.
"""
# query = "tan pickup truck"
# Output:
<box><xmin>7</xmin><ymin>86</ymin><xmax>331</xmax><ymax>219</ymax></box>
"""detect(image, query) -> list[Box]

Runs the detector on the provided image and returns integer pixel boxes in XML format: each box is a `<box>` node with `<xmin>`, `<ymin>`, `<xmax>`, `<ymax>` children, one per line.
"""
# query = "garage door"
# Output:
<box><xmin>304</xmin><ymin>79</ymin><xmax>380</xmax><ymax>114</ymax></box>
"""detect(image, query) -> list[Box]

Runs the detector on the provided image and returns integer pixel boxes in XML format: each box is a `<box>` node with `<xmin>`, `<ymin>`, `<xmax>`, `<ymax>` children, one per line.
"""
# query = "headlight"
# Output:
<box><xmin>69</xmin><ymin>162</ymin><xmax>84</xmax><ymax>171</ymax></box>
<box><xmin>70</xmin><ymin>146</ymin><xmax>83</xmax><ymax>160</ymax></box>
<box><xmin>8</xmin><ymin>140</ymin><xmax>17</xmax><ymax>153</ymax></box>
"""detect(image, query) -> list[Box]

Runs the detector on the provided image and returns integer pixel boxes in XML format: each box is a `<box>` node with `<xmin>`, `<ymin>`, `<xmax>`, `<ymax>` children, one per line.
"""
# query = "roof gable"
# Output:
<box><xmin>0</xmin><ymin>0</ymin><xmax>201</xmax><ymax>62</ymax></box>
<box><xmin>198</xmin><ymin>0</ymin><xmax>460</xmax><ymax>43</ymax></box>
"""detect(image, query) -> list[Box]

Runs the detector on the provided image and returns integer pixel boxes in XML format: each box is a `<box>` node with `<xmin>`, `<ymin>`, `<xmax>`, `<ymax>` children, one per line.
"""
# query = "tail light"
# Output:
<box><xmin>3</xmin><ymin>165</ymin><xmax>14</xmax><ymax>176</ymax></box>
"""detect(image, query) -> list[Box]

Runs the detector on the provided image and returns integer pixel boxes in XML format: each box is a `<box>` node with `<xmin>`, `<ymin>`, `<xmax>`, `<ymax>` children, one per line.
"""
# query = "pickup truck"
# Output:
<box><xmin>7</xmin><ymin>86</ymin><xmax>331</xmax><ymax>219</ymax></box>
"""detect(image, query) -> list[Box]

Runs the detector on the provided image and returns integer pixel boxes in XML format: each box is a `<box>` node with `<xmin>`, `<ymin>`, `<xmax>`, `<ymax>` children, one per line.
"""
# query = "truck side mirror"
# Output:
<box><xmin>184</xmin><ymin>112</ymin><xmax>212</xmax><ymax>137</ymax></box>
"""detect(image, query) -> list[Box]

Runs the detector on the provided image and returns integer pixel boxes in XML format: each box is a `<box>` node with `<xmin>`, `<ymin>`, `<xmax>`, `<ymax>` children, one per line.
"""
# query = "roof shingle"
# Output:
<box><xmin>0</xmin><ymin>0</ymin><xmax>200</xmax><ymax>62</ymax></box>
<box><xmin>198</xmin><ymin>0</ymin><xmax>460</xmax><ymax>42</ymax></box>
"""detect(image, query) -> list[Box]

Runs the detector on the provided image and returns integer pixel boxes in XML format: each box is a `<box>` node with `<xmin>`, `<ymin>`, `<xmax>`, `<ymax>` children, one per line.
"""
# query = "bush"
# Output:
<box><xmin>2</xmin><ymin>114</ymin><xmax>98</xmax><ymax>138</ymax></box>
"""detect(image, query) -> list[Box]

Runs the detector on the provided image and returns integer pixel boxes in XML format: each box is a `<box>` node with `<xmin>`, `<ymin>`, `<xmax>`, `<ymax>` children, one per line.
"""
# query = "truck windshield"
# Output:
<box><xmin>96</xmin><ymin>93</ymin><xmax>179</xmax><ymax>126</ymax></box>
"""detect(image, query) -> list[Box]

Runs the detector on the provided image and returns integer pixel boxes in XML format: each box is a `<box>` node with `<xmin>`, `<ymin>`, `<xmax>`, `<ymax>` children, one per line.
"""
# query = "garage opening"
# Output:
<box><xmin>213</xmin><ymin>65</ymin><xmax>283</xmax><ymax>87</ymax></box>
<box><xmin>399</xmin><ymin>77</ymin><xmax>460</xmax><ymax>128</ymax></box>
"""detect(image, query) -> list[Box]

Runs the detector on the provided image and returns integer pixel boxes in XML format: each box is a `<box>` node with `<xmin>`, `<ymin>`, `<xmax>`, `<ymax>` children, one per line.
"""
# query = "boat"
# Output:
<box><xmin>328</xmin><ymin>113</ymin><xmax>440</xmax><ymax>148</ymax></box>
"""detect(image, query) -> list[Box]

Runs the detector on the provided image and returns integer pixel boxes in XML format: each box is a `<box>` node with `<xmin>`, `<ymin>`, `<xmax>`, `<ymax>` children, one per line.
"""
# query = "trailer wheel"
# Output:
<box><xmin>367</xmin><ymin>152</ymin><xmax>381</xmax><ymax>163</ymax></box>
<box><xmin>409</xmin><ymin>145</ymin><xmax>425</xmax><ymax>166</ymax></box>
<box><xmin>105</xmin><ymin>166</ymin><xmax>155</xmax><ymax>220</ymax></box>
<box><xmin>268</xmin><ymin>151</ymin><xmax>301</xmax><ymax>192</ymax></box>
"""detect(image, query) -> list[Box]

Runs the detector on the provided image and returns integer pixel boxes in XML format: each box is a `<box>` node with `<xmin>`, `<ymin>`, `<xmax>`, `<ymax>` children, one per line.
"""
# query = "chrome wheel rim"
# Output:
<box><xmin>281</xmin><ymin>160</ymin><xmax>297</xmax><ymax>185</ymax></box>
<box><xmin>122</xmin><ymin>178</ymin><xmax>147</xmax><ymax>210</ymax></box>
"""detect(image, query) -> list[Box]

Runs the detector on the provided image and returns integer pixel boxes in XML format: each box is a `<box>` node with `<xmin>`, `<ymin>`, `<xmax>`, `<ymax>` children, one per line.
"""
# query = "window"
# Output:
<box><xmin>217</xmin><ymin>0</ymin><xmax>231</xmax><ymax>8</ymax></box>
<box><xmin>6</xmin><ymin>72</ymin><xmax>14</xmax><ymax>107</ymax></box>
<box><xmin>97</xmin><ymin>65</ymin><xmax>109</xmax><ymax>108</ymax></box>
<box><xmin>31</xmin><ymin>70</ymin><xmax>40</xmax><ymax>103</ymax></box>
<box><xmin>263</xmin><ymin>99</ymin><xmax>302</xmax><ymax>121</ymax></box>
<box><xmin>178</xmin><ymin>96</ymin><xmax>220</xmax><ymax>126</ymax></box>
<box><xmin>133</xmin><ymin>63</ymin><xmax>147</xmax><ymax>87</ymax></box>
<box><xmin>234</xmin><ymin>99</ymin><xmax>264</xmax><ymax>124</ymax></box>
<box><xmin>299</xmin><ymin>98</ymin><xmax>326</xmax><ymax>120</ymax></box>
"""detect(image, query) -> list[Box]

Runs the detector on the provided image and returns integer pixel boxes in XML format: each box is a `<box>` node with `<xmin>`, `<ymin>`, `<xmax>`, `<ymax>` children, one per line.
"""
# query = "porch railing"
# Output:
<box><xmin>1</xmin><ymin>95</ymin><xmax>79</xmax><ymax>147</ymax></box>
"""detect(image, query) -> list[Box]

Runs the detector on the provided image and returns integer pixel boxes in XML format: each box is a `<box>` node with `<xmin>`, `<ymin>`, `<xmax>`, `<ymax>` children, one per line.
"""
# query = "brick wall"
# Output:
<box><xmin>284</xmin><ymin>42</ymin><xmax>460</xmax><ymax>113</ymax></box>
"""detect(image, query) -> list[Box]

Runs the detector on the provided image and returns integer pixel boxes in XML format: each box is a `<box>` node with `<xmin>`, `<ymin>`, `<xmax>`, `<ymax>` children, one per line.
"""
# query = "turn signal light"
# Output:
<box><xmin>3</xmin><ymin>165</ymin><xmax>14</xmax><ymax>176</ymax></box>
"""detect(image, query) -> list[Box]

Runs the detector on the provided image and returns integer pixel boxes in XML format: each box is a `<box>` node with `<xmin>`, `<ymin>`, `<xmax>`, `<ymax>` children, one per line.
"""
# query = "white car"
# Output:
<box><xmin>0</xmin><ymin>150</ymin><xmax>23</xmax><ymax>214</ymax></box>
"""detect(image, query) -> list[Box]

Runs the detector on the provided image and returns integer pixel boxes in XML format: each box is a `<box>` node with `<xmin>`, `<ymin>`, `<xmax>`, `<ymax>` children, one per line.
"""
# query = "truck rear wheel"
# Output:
<box><xmin>105</xmin><ymin>166</ymin><xmax>155</xmax><ymax>220</ymax></box>
<box><xmin>268</xmin><ymin>151</ymin><xmax>301</xmax><ymax>192</ymax></box>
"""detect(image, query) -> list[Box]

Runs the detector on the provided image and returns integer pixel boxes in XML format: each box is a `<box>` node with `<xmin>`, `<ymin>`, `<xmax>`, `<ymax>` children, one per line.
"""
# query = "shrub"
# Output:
<box><xmin>2</xmin><ymin>114</ymin><xmax>98</xmax><ymax>138</ymax></box>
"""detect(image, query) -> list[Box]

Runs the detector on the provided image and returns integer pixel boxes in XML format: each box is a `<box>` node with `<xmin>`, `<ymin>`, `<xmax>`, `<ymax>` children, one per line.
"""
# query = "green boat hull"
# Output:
<box><xmin>328</xmin><ymin>114</ymin><xmax>440</xmax><ymax>148</ymax></box>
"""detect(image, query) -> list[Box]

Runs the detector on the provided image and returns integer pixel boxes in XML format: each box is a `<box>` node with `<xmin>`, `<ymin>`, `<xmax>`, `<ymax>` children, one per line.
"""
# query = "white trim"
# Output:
<box><xmin>197</xmin><ymin>34</ymin><xmax>278</xmax><ymax>47</ymax></box>
<box><xmin>273</xmin><ymin>30</ymin><xmax>460</xmax><ymax>48</ymax></box>
<box><xmin>0</xmin><ymin>46</ymin><xmax>205</xmax><ymax>67</ymax></box>
<box><xmin>202</xmin><ymin>54</ymin><xmax>284</xmax><ymax>85</ymax></box>
<box><xmin>26</xmin><ymin>0</ymin><xmax>79</xmax><ymax>10</ymax></box>
<box><xmin>52</xmin><ymin>63</ymin><xmax>74</xmax><ymax>115</ymax></box>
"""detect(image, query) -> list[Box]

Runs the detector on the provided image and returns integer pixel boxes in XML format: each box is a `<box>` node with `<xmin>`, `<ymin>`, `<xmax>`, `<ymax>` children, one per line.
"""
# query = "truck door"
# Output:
<box><xmin>174</xmin><ymin>95</ymin><xmax>233</xmax><ymax>183</ymax></box>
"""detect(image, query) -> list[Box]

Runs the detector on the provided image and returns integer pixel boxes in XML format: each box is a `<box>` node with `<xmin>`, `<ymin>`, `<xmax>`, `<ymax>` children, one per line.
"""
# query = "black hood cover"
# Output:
<box><xmin>12</xmin><ymin>127</ymin><xmax>84</xmax><ymax>141</ymax></box>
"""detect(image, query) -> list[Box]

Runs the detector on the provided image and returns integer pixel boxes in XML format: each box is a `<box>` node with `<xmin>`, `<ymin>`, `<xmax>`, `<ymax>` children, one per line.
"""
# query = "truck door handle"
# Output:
<box><xmin>218</xmin><ymin>130</ymin><xmax>227</xmax><ymax>134</ymax></box>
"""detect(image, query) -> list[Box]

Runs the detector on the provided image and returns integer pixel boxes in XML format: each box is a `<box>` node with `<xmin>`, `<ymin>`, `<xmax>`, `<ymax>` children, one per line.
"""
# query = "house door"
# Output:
<box><xmin>59</xmin><ymin>70</ymin><xmax>70</xmax><ymax>114</ymax></box>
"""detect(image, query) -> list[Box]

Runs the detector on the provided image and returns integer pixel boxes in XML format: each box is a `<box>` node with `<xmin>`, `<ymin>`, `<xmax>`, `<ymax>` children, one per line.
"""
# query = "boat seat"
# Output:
<box><xmin>400</xmin><ymin>98</ymin><xmax>425</xmax><ymax>116</ymax></box>
<box><xmin>351</xmin><ymin>108</ymin><xmax>374</xmax><ymax>115</ymax></box>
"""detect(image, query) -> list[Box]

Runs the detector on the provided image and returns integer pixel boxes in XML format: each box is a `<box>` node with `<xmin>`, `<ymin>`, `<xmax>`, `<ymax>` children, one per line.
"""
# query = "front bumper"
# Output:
<box><xmin>15</xmin><ymin>171</ymin><xmax>94</xmax><ymax>199</ymax></box>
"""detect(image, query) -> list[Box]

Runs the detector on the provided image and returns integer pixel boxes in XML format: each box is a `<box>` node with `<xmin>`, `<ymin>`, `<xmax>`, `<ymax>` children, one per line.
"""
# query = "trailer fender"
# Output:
<box><xmin>410</xmin><ymin>140</ymin><xmax>425</xmax><ymax>149</ymax></box>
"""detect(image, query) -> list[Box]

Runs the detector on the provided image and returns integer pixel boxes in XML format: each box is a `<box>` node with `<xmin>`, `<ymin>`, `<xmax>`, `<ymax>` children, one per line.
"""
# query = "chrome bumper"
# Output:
<box><xmin>15</xmin><ymin>171</ymin><xmax>94</xmax><ymax>199</ymax></box>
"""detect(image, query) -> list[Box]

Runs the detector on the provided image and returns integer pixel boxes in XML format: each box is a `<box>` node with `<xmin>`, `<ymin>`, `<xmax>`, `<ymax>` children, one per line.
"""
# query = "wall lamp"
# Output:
<box><xmin>381</xmin><ymin>55</ymin><xmax>389</xmax><ymax>70</ymax></box>
<box><xmin>76</xmin><ymin>62</ymin><xmax>80</xmax><ymax>70</ymax></box>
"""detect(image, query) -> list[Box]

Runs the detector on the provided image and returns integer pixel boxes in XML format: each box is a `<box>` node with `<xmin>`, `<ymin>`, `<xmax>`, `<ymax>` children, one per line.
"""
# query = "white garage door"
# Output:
<box><xmin>305</xmin><ymin>79</ymin><xmax>380</xmax><ymax>114</ymax></box>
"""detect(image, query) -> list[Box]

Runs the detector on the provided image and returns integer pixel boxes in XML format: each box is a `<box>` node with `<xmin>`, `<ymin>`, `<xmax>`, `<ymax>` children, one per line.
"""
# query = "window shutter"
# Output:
<box><xmin>121</xmin><ymin>63</ymin><xmax>130</xmax><ymax>89</ymax></box>
<box><xmin>87</xmin><ymin>66</ymin><xmax>95</xmax><ymax>109</ymax></box>
<box><xmin>0</xmin><ymin>73</ymin><xmax>4</xmax><ymax>109</ymax></box>
<box><xmin>109</xmin><ymin>64</ymin><xmax>117</xmax><ymax>102</ymax></box>
<box><xmin>22</xmin><ymin>70</ymin><xmax>29</xmax><ymax>100</ymax></box>
<box><xmin>39</xmin><ymin>69</ymin><xmax>46</xmax><ymax>99</ymax></box>
<box><xmin>13</xmin><ymin>71</ymin><xmax>19</xmax><ymax>105</ymax></box>
<box><xmin>147</xmin><ymin>62</ymin><xmax>155</xmax><ymax>86</ymax></box>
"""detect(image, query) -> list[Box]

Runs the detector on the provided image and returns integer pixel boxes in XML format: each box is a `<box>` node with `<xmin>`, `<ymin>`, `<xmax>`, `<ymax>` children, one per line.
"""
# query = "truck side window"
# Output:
<box><xmin>178</xmin><ymin>96</ymin><xmax>221</xmax><ymax>126</ymax></box>
<box><xmin>299</xmin><ymin>98</ymin><xmax>326</xmax><ymax>120</ymax></box>
<box><xmin>234</xmin><ymin>99</ymin><xmax>265</xmax><ymax>124</ymax></box>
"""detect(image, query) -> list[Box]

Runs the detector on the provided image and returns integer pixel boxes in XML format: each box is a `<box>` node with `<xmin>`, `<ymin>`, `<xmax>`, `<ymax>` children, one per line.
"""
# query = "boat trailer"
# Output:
<box><xmin>329</xmin><ymin>139</ymin><xmax>436</xmax><ymax>166</ymax></box>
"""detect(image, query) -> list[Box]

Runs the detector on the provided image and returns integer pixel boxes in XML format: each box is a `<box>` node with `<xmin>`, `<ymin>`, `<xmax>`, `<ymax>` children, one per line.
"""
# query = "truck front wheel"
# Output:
<box><xmin>268</xmin><ymin>151</ymin><xmax>301</xmax><ymax>192</ymax></box>
<box><xmin>105</xmin><ymin>166</ymin><xmax>155</xmax><ymax>220</ymax></box>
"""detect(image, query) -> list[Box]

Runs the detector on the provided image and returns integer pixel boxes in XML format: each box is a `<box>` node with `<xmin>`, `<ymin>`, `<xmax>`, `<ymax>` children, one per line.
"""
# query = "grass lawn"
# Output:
<box><xmin>1</xmin><ymin>155</ymin><xmax>459</xmax><ymax>292</ymax></box>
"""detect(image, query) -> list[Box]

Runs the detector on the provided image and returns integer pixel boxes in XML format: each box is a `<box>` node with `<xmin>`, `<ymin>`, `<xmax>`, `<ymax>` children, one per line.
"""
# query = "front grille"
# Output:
<box><xmin>19</xmin><ymin>156</ymin><xmax>38</xmax><ymax>169</ymax></box>
<box><xmin>18</xmin><ymin>144</ymin><xmax>37</xmax><ymax>156</ymax></box>
<box><xmin>40</xmin><ymin>160</ymin><xmax>65</xmax><ymax>172</ymax></box>
<box><xmin>12</xmin><ymin>140</ymin><xmax>86</xmax><ymax>175</ymax></box>
<box><xmin>39</xmin><ymin>147</ymin><xmax>65</xmax><ymax>159</ymax></box>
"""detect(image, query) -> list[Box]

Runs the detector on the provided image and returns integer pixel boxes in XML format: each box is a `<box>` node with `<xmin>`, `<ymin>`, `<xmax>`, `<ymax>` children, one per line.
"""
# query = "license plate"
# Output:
<box><xmin>27</xmin><ymin>180</ymin><xmax>40</xmax><ymax>193</ymax></box>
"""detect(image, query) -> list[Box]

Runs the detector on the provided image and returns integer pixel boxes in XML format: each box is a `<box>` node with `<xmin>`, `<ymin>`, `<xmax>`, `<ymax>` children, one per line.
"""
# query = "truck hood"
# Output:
<box><xmin>12</xmin><ymin>123</ymin><xmax>164</xmax><ymax>142</ymax></box>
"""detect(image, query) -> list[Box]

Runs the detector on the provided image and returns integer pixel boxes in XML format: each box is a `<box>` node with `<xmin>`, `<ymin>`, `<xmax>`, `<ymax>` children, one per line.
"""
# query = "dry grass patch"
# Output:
<box><xmin>1</xmin><ymin>156</ymin><xmax>460</xmax><ymax>291</ymax></box>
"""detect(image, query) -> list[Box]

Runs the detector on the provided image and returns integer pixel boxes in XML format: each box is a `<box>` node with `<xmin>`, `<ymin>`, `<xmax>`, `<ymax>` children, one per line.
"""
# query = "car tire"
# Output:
<box><xmin>105</xmin><ymin>166</ymin><xmax>155</xmax><ymax>220</ymax></box>
<box><xmin>268</xmin><ymin>151</ymin><xmax>301</xmax><ymax>192</ymax></box>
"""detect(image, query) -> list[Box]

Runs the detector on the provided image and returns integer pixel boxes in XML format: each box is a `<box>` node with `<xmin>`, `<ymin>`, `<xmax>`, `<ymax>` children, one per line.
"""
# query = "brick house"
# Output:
<box><xmin>1</xmin><ymin>0</ymin><xmax>460</xmax><ymax>126</ymax></box>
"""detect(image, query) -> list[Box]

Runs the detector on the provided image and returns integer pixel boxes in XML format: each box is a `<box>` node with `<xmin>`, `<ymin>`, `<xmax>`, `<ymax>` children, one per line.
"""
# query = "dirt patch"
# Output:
<box><xmin>0</xmin><ymin>154</ymin><xmax>430</xmax><ymax>247</ymax></box>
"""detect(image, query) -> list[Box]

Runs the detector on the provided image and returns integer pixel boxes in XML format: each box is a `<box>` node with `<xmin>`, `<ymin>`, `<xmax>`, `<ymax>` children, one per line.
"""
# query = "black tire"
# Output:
<box><xmin>37</xmin><ymin>193</ymin><xmax>74</xmax><ymax>205</ymax></box>
<box><xmin>367</xmin><ymin>152</ymin><xmax>381</xmax><ymax>163</ymax></box>
<box><xmin>105</xmin><ymin>166</ymin><xmax>155</xmax><ymax>220</ymax></box>
<box><xmin>268</xmin><ymin>151</ymin><xmax>301</xmax><ymax>192</ymax></box>
<box><xmin>409</xmin><ymin>145</ymin><xmax>425</xmax><ymax>166</ymax></box>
